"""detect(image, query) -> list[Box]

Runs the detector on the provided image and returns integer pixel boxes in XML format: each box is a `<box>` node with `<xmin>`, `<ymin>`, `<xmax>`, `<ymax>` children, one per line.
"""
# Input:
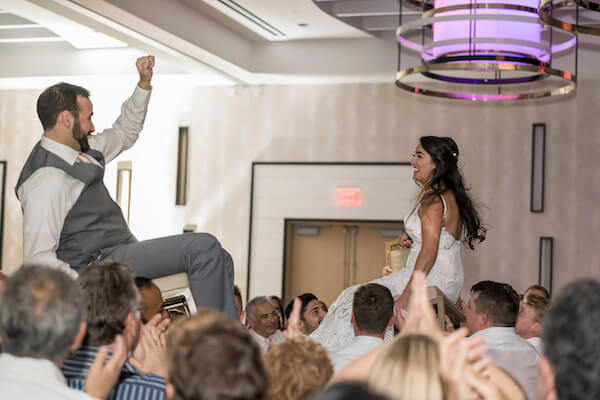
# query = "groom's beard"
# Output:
<box><xmin>72</xmin><ymin>118</ymin><xmax>90</xmax><ymax>153</ymax></box>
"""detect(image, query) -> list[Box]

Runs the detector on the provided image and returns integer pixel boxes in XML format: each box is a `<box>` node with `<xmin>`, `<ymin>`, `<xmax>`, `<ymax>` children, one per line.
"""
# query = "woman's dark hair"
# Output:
<box><xmin>419</xmin><ymin>136</ymin><xmax>486</xmax><ymax>249</ymax></box>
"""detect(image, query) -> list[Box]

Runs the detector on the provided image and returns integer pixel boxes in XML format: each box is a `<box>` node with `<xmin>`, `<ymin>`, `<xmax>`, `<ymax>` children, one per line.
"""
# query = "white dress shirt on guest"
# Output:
<box><xmin>329</xmin><ymin>335</ymin><xmax>384</xmax><ymax>373</ymax></box>
<box><xmin>472</xmin><ymin>327</ymin><xmax>539</xmax><ymax>400</ymax></box>
<box><xmin>526</xmin><ymin>336</ymin><xmax>543</xmax><ymax>355</ymax></box>
<box><xmin>248</xmin><ymin>329</ymin><xmax>285</xmax><ymax>355</ymax></box>
<box><xmin>0</xmin><ymin>353</ymin><xmax>95</xmax><ymax>400</ymax></box>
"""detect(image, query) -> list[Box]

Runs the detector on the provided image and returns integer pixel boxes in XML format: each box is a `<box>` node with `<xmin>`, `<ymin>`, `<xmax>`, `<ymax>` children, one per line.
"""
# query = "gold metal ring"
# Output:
<box><xmin>397</xmin><ymin>11</ymin><xmax>576</xmax><ymax>58</ymax></box>
<box><xmin>429</xmin><ymin>49</ymin><xmax>542</xmax><ymax>60</ymax></box>
<box><xmin>423</xmin><ymin>3</ymin><xmax>538</xmax><ymax>18</ymax></box>
<box><xmin>395</xmin><ymin>62</ymin><xmax>576</xmax><ymax>100</ymax></box>
<box><xmin>539</xmin><ymin>0</ymin><xmax>600</xmax><ymax>35</ymax></box>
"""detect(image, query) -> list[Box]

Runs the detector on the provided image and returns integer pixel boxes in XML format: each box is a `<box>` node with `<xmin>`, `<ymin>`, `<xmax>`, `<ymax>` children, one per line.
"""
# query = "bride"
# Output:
<box><xmin>310</xmin><ymin>136</ymin><xmax>487</xmax><ymax>352</ymax></box>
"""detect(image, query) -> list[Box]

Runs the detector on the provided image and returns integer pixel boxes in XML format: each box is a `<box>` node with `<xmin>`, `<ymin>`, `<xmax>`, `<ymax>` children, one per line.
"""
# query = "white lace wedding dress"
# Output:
<box><xmin>310</xmin><ymin>195</ymin><xmax>464</xmax><ymax>353</ymax></box>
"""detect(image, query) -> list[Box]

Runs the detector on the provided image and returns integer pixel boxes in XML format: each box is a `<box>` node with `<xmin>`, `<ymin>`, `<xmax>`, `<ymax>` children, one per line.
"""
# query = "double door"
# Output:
<box><xmin>283</xmin><ymin>220</ymin><xmax>403</xmax><ymax>307</ymax></box>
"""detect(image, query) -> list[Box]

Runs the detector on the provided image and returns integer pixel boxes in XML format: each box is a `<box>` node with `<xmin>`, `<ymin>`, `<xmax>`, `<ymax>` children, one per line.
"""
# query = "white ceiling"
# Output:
<box><xmin>0</xmin><ymin>0</ymin><xmax>599</xmax><ymax>88</ymax></box>
<box><xmin>181</xmin><ymin>0</ymin><xmax>370</xmax><ymax>40</ymax></box>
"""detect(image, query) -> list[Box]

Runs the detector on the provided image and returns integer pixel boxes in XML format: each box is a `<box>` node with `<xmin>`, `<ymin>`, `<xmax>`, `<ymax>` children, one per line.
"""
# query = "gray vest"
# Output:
<box><xmin>16</xmin><ymin>141</ymin><xmax>136</xmax><ymax>270</ymax></box>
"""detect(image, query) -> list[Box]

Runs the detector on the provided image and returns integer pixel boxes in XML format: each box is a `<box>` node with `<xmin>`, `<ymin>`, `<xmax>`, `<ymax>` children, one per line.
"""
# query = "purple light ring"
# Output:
<box><xmin>421</xmin><ymin>37</ymin><xmax>553</xmax><ymax>61</ymax></box>
<box><xmin>428</xmin><ymin>53</ymin><xmax>549</xmax><ymax>67</ymax></box>
<box><xmin>424</xmin><ymin>49</ymin><xmax>547</xmax><ymax>63</ymax></box>
<box><xmin>539</xmin><ymin>0</ymin><xmax>600</xmax><ymax>35</ymax></box>
<box><xmin>395</xmin><ymin>62</ymin><xmax>576</xmax><ymax>100</ymax></box>
<box><xmin>397</xmin><ymin>61</ymin><xmax>575</xmax><ymax>81</ymax></box>
<box><xmin>422</xmin><ymin>71</ymin><xmax>546</xmax><ymax>84</ymax></box>
<box><xmin>397</xmin><ymin>13</ymin><xmax>577</xmax><ymax>54</ymax></box>
<box><xmin>422</xmin><ymin>3</ymin><xmax>538</xmax><ymax>18</ymax></box>
<box><xmin>421</xmin><ymin>38</ymin><xmax>575</xmax><ymax>59</ymax></box>
<box><xmin>423</xmin><ymin>57</ymin><xmax>548</xmax><ymax>84</ymax></box>
<box><xmin>397</xmin><ymin>14</ymin><xmax>542</xmax><ymax>38</ymax></box>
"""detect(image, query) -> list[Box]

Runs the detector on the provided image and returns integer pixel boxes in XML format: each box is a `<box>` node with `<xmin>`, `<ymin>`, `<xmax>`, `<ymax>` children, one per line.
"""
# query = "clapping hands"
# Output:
<box><xmin>84</xmin><ymin>335</ymin><xmax>128</xmax><ymax>400</ymax></box>
<box><xmin>130</xmin><ymin>313</ymin><xmax>169</xmax><ymax>378</ymax></box>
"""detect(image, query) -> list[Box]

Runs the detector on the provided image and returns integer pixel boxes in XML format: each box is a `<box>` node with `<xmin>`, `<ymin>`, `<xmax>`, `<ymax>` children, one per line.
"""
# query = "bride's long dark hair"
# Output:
<box><xmin>419</xmin><ymin>136</ymin><xmax>486</xmax><ymax>249</ymax></box>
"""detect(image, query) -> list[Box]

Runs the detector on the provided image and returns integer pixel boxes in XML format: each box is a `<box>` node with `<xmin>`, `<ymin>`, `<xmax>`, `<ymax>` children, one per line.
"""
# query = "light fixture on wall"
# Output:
<box><xmin>538</xmin><ymin>236</ymin><xmax>553</xmax><ymax>295</ymax></box>
<box><xmin>530</xmin><ymin>123</ymin><xmax>546</xmax><ymax>212</ymax></box>
<box><xmin>176</xmin><ymin>127</ymin><xmax>189</xmax><ymax>206</ymax></box>
<box><xmin>116</xmin><ymin>161</ymin><xmax>132</xmax><ymax>223</ymax></box>
<box><xmin>539</xmin><ymin>0</ymin><xmax>600</xmax><ymax>36</ymax></box>
<box><xmin>395</xmin><ymin>0</ymin><xmax>578</xmax><ymax>100</ymax></box>
<box><xmin>0</xmin><ymin>161</ymin><xmax>6</xmax><ymax>268</ymax></box>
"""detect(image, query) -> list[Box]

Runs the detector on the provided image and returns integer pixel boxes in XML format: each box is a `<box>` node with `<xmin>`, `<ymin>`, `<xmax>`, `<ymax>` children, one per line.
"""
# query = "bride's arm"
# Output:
<box><xmin>395</xmin><ymin>197</ymin><xmax>443</xmax><ymax>309</ymax></box>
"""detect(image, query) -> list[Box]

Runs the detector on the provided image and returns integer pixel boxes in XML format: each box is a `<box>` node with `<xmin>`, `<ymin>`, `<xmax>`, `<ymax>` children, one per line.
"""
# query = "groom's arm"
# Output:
<box><xmin>88</xmin><ymin>56</ymin><xmax>154</xmax><ymax>163</ymax></box>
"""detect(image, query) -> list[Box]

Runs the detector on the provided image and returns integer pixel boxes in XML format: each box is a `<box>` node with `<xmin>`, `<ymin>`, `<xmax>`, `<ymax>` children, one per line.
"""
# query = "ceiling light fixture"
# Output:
<box><xmin>395</xmin><ymin>0</ymin><xmax>578</xmax><ymax>100</ymax></box>
<box><xmin>539</xmin><ymin>0</ymin><xmax>600</xmax><ymax>36</ymax></box>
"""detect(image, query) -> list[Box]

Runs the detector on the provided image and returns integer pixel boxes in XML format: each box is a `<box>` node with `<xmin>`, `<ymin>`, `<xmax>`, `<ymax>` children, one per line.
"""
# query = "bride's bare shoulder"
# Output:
<box><xmin>419</xmin><ymin>192</ymin><xmax>443</xmax><ymax>211</ymax></box>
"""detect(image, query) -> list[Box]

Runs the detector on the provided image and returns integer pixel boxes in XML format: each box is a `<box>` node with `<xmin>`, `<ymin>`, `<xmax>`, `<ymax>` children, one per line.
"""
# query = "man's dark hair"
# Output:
<box><xmin>543</xmin><ymin>279</ymin><xmax>600</xmax><ymax>400</ymax></box>
<box><xmin>77</xmin><ymin>260</ymin><xmax>138</xmax><ymax>346</ymax></box>
<box><xmin>166</xmin><ymin>309</ymin><xmax>267</xmax><ymax>400</ymax></box>
<box><xmin>285</xmin><ymin>293</ymin><xmax>318</xmax><ymax>321</ymax></box>
<box><xmin>234</xmin><ymin>284</ymin><xmax>243</xmax><ymax>304</ymax></box>
<box><xmin>0</xmin><ymin>265</ymin><xmax>84</xmax><ymax>362</ymax></box>
<box><xmin>525</xmin><ymin>284</ymin><xmax>550</xmax><ymax>300</ymax></box>
<box><xmin>135</xmin><ymin>276</ymin><xmax>154</xmax><ymax>290</ymax></box>
<box><xmin>37</xmin><ymin>82</ymin><xmax>90</xmax><ymax>131</ymax></box>
<box><xmin>471</xmin><ymin>281</ymin><xmax>519</xmax><ymax>327</ymax></box>
<box><xmin>352</xmin><ymin>283</ymin><xmax>393</xmax><ymax>335</ymax></box>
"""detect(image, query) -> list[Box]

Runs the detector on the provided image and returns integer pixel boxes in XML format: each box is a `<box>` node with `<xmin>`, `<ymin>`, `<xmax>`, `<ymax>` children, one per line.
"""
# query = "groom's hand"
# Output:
<box><xmin>136</xmin><ymin>55</ymin><xmax>155</xmax><ymax>90</ymax></box>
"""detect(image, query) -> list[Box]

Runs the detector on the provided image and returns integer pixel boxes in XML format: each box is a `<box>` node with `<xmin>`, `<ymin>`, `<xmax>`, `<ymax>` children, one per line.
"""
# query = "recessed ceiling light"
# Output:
<box><xmin>298</xmin><ymin>23</ymin><xmax>308</xmax><ymax>27</ymax></box>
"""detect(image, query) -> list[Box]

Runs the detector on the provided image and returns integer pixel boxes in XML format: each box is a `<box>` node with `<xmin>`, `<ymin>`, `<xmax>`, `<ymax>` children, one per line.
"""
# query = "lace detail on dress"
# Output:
<box><xmin>310</xmin><ymin>195</ymin><xmax>464</xmax><ymax>354</ymax></box>
<box><xmin>310</xmin><ymin>268</ymin><xmax>413</xmax><ymax>353</ymax></box>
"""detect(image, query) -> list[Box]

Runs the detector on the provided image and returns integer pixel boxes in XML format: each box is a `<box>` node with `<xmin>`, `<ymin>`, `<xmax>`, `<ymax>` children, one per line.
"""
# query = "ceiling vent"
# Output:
<box><xmin>217</xmin><ymin>0</ymin><xmax>285</xmax><ymax>38</ymax></box>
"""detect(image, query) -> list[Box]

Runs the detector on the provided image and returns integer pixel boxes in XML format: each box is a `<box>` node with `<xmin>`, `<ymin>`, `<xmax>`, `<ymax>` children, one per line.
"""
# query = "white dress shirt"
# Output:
<box><xmin>472</xmin><ymin>327</ymin><xmax>539</xmax><ymax>400</ymax></box>
<box><xmin>329</xmin><ymin>335</ymin><xmax>383</xmax><ymax>372</ymax></box>
<box><xmin>17</xmin><ymin>86</ymin><xmax>151</xmax><ymax>278</ymax></box>
<box><xmin>526</xmin><ymin>336</ymin><xmax>543</xmax><ymax>355</ymax></box>
<box><xmin>0</xmin><ymin>353</ymin><xmax>96</xmax><ymax>400</ymax></box>
<box><xmin>248</xmin><ymin>329</ymin><xmax>285</xmax><ymax>355</ymax></box>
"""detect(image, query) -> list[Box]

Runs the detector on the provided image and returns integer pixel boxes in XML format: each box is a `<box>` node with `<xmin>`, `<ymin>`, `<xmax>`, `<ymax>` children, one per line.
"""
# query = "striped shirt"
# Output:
<box><xmin>62</xmin><ymin>346</ymin><xmax>166</xmax><ymax>400</ymax></box>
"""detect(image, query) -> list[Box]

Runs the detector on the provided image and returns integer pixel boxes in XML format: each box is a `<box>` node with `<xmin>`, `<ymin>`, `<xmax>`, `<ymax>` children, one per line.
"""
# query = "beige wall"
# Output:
<box><xmin>1</xmin><ymin>81</ymin><xmax>599</xmax><ymax>300</ymax></box>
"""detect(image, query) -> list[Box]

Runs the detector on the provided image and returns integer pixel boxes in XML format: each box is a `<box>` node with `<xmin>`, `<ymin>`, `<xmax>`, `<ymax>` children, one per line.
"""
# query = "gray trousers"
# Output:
<box><xmin>101</xmin><ymin>233</ymin><xmax>236</xmax><ymax>319</ymax></box>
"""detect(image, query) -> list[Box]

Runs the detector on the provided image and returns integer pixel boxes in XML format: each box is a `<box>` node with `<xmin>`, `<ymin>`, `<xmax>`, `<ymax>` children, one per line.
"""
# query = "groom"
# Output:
<box><xmin>16</xmin><ymin>56</ymin><xmax>236</xmax><ymax>318</ymax></box>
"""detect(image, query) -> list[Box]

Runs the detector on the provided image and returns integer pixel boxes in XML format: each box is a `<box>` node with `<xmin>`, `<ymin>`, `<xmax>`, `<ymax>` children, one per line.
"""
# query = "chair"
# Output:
<box><xmin>427</xmin><ymin>286</ymin><xmax>465</xmax><ymax>330</ymax></box>
<box><xmin>385</xmin><ymin>239</ymin><xmax>411</xmax><ymax>273</ymax></box>
<box><xmin>152</xmin><ymin>273</ymin><xmax>197</xmax><ymax>316</ymax></box>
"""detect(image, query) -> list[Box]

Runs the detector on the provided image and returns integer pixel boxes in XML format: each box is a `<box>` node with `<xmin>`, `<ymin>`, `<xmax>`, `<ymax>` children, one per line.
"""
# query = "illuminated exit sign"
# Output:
<box><xmin>335</xmin><ymin>187</ymin><xmax>363</xmax><ymax>207</ymax></box>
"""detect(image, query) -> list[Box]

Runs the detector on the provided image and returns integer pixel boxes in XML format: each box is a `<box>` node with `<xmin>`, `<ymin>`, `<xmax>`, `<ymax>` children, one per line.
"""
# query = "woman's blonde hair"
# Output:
<box><xmin>367</xmin><ymin>334</ymin><xmax>444</xmax><ymax>400</ymax></box>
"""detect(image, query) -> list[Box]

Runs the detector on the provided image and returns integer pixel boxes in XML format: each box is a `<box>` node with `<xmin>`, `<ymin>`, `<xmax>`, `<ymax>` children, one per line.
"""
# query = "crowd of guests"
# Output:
<box><xmin>0</xmin><ymin>261</ymin><xmax>598</xmax><ymax>400</ymax></box>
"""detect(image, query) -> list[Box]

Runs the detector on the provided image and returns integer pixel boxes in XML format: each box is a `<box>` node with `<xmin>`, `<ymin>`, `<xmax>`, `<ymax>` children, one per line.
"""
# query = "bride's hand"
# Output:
<box><xmin>399</xmin><ymin>232</ymin><xmax>413</xmax><ymax>248</ymax></box>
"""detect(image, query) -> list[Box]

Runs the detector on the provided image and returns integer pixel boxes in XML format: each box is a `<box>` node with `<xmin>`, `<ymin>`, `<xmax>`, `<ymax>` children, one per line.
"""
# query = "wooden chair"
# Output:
<box><xmin>385</xmin><ymin>239</ymin><xmax>411</xmax><ymax>273</ymax></box>
<box><xmin>428</xmin><ymin>286</ymin><xmax>465</xmax><ymax>330</ymax></box>
<box><xmin>386</xmin><ymin>239</ymin><xmax>465</xmax><ymax>329</ymax></box>
<box><xmin>152</xmin><ymin>273</ymin><xmax>197</xmax><ymax>316</ymax></box>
